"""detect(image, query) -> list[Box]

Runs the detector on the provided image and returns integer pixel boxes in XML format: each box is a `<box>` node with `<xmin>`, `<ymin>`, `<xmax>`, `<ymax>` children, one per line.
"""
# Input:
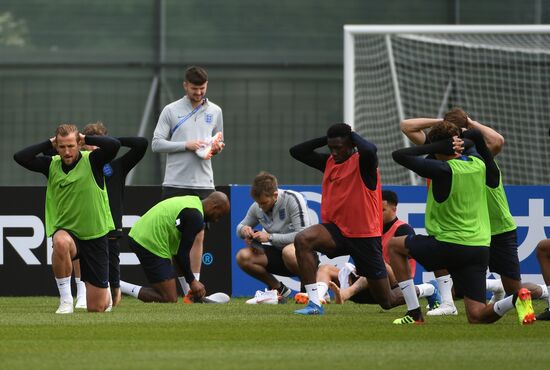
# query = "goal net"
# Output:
<box><xmin>344</xmin><ymin>25</ymin><xmax>550</xmax><ymax>185</ymax></box>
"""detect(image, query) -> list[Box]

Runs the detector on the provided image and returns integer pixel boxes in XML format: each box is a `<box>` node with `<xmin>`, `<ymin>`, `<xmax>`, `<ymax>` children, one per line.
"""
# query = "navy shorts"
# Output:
<box><xmin>128</xmin><ymin>237</ymin><xmax>175</xmax><ymax>284</ymax></box>
<box><xmin>62</xmin><ymin>231</ymin><xmax>109</xmax><ymax>289</ymax></box>
<box><xmin>405</xmin><ymin>235</ymin><xmax>489</xmax><ymax>303</ymax></box>
<box><xmin>489</xmin><ymin>229</ymin><xmax>521</xmax><ymax>281</ymax></box>
<box><xmin>322</xmin><ymin>223</ymin><xmax>387</xmax><ymax>280</ymax></box>
<box><xmin>108</xmin><ymin>237</ymin><xmax>121</xmax><ymax>288</ymax></box>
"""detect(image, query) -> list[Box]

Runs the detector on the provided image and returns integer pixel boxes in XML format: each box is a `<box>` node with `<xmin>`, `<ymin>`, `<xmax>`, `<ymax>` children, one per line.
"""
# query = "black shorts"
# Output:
<box><xmin>128</xmin><ymin>237</ymin><xmax>175</xmax><ymax>284</ymax></box>
<box><xmin>322</xmin><ymin>223</ymin><xmax>387</xmax><ymax>280</ymax></box>
<box><xmin>250</xmin><ymin>241</ymin><xmax>318</xmax><ymax>277</ymax></box>
<box><xmin>62</xmin><ymin>231</ymin><xmax>109</xmax><ymax>289</ymax></box>
<box><xmin>108</xmin><ymin>237</ymin><xmax>121</xmax><ymax>288</ymax></box>
<box><xmin>489</xmin><ymin>229</ymin><xmax>521</xmax><ymax>281</ymax></box>
<box><xmin>405</xmin><ymin>235</ymin><xmax>489</xmax><ymax>303</ymax></box>
<box><xmin>162</xmin><ymin>187</ymin><xmax>214</xmax><ymax>200</ymax></box>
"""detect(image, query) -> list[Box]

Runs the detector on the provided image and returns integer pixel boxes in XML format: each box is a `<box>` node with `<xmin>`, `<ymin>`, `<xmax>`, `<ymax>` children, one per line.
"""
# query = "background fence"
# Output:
<box><xmin>2</xmin><ymin>0</ymin><xmax>549</xmax><ymax>186</ymax></box>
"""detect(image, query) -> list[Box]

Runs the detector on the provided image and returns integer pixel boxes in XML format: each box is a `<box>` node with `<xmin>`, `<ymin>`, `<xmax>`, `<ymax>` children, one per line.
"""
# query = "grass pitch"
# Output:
<box><xmin>0</xmin><ymin>296</ymin><xmax>548</xmax><ymax>370</ymax></box>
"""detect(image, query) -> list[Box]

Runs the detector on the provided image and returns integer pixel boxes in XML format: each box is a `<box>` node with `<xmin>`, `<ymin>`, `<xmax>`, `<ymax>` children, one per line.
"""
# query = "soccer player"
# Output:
<box><xmin>236</xmin><ymin>171</ymin><xmax>312</xmax><ymax>304</ymax></box>
<box><xmin>289</xmin><ymin>123</ymin><xmax>411</xmax><ymax>315</ymax></box>
<box><xmin>389</xmin><ymin>122</ymin><xmax>535</xmax><ymax>324</ymax></box>
<box><xmin>14</xmin><ymin>124</ymin><xmax>120</xmax><ymax>313</ymax></box>
<box><xmin>152</xmin><ymin>65</ymin><xmax>224</xmax><ymax>299</ymax></box>
<box><xmin>297</xmin><ymin>189</ymin><xmax>430</xmax><ymax>305</ymax></box>
<box><xmin>81</xmin><ymin>122</ymin><xmax>148</xmax><ymax>307</ymax></box>
<box><xmin>401</xmin><ymin>109</ymin><xmax>543</xmax><ymax>315</ymax></box>
<box><xmin>119</xmin><ymin>192</ymin><xmax>230</xmax><ymax>303</ymax></box>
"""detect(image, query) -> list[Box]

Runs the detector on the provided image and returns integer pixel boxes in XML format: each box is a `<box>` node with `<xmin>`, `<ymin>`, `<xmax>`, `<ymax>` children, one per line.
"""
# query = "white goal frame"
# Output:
<box><xmin>343</xmin><ymin>24</ymin><xmax>550</xmax><ymax>185</ymax></box>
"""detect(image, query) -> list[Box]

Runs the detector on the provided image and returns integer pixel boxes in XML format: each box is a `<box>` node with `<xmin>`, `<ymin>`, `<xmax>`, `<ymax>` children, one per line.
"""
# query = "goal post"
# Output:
<box><xmin>344</xmin><ymin>25</ymin><xmax>550</xmax><ymax>185</ymax></box>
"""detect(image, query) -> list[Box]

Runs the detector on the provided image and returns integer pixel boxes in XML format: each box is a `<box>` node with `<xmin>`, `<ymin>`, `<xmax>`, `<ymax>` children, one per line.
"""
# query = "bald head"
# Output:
<box><xmin>202</xmin><ymin>191</ymin><xmax>230</xmax><ymax>223</ymax></box>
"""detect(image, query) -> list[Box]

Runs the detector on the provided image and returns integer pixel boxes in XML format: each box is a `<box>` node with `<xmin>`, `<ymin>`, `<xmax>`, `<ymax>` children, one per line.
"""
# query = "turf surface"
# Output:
<box><xmin>0</xmin><ymin>296</ymin><xmax>548</xmax><ymax>370</ymax></box>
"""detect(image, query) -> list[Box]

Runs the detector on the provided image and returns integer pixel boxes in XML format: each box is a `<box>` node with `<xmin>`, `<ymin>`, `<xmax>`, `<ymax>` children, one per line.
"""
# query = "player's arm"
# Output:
<box><xmin>117</xmin><ymin>137</ymin><xmax>149</xmax><ymax>175</ymax></box>
<box><xmin>87</xmin><ymin>135</ymin><xmax>121</xmax><ymax>166</ymax></box>
<box><xmin>289</xmin><ymin>136</ymin><xmax>330</xmax><ymax>172</ymax></box>
<box><xmin>400</xmin><ymin>118</ymin><xmax>443</xmax><ymax>146</ymax></box>
<box><xmin>467</xmin><ymin>117</ymin><xmax>504</xmax><ymax>156</ymax></box>
<box><xmin>236</xmin><ymin>205</ymin><xmax>260</xmax><ymax>242</ymax></box>
<box><xmin>392</xmin><ymin>139</ymin><xmax>462</xmax><ymax>202</ymax></box>
<box><xmin>174</xmin><ymin>208</ymin><xmax>206</xmax><ymax>297</ymax></box>
<box><xmin>462</xmin><ymin>128</ymin><xmax>500</xmax><ymax>188</ymax></box>
<box><xmin>13</xmin><ymin>140</ymin><xmax>53</xmax><ymax>177</ymax></box>
<box><xmin>392</xmin><ymin>139</ymin><xmax>457</xmax><ymax>180</ymax></box>
<box><xmin>151</xmin><ymin>107</ymin><xmax>198</xmax><ymax>153</ymax></box>
<box><xmin>352</xmin><ymin>132</ymin><xmax>379</xmax><ymax>191</ymax></box>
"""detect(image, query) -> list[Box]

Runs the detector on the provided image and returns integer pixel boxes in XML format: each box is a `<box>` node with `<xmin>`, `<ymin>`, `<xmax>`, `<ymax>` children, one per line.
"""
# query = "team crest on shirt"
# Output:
<box><xmin>205</xmin><ymin>114</ymin><xmax>213</xmax><ymax>123</ymax></box>
<box><xmin>279</xmin><ymin>209</ymin><xmax>286</xmax><ymax>220</ymax></box>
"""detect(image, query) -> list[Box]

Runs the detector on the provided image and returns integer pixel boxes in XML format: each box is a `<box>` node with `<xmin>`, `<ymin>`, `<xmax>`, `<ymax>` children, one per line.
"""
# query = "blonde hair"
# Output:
<box><xmin>55</xmin><ymin>123</ymin><xmax>79</xmax><ymax>138</ymax></box>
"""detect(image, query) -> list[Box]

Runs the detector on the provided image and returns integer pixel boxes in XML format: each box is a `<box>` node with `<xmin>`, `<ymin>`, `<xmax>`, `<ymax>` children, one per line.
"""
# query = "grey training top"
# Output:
<box><xmin>236</xmin><ymin>189</ymin><xmax>312</xmax><ymax>249</ymax></box>
<box><xmin>152</xmin><ymin>96</ymin><xmax>223</xmax><ymax>189</ymax></box>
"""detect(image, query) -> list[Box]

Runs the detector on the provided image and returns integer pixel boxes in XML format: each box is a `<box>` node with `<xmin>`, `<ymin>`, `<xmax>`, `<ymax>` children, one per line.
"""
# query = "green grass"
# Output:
<box><xmin>0</xmin><ymin>297</ymin><xmax>549</xmax><ymax>370</ymax></box>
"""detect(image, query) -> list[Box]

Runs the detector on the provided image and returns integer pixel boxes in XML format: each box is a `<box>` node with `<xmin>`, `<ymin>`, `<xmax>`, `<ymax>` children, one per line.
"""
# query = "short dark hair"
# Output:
<box><xmin>326</xmin><ymin>123</ymin><xmax>352</xmax><ymax>139</ymax></box>
<box><xmin>250</xmin><ymin>171</ymin><xmax>278</xmax><ymax>199</ymax></box>
<box><xmin>185</xmin><ymin>66</ymin><xmax>208</xmax><ymax>85</ymax></box>
<box><xmin>427</xmin><ymin>121</ymin><xmax>461</xmax><ymax>143</ymax></box>
<box><xmin>382</xmin><ymin>190</ymin><xmax>398</xmax><ymax>206</ymax></box>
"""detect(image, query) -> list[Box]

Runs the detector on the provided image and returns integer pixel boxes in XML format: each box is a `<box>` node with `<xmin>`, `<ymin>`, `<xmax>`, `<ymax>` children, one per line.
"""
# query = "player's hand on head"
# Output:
<box><xmin>185</xmin><ymin>140</ymin><xmax>207</xmax><ymax>152</ymax></box>
<box><xmin>190</xmin><ymin>280</ymin><xmax>206</xmax><ymax>299</ymax></box>
<box><xmin>452</xmin><ymin>135</ymin><xmax>464</xmax><ymax>155</ymax></box>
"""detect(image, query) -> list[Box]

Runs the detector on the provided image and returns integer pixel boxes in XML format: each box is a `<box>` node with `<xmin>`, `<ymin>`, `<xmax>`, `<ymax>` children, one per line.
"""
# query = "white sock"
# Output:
<box><xmin>486</xmin><ymin>279</ymin><xmax>503</xmax><ymax>293</ymax></box>
<box><xmin>75</xmin><ymin>277</ymin><xmax>86</xmax><ymax>298</ymax></box>
<box><xmin>178</xmin><ymin>277</ymin><xmax>190</xmax><ymax>295</ymax></box>
<box><xmin>399</xmin><ymin>279</ymin><xmax>420</xmax><ymax>311</ymax></box>
<box><xmin>437</xmin><ymin>275</ymin><xmax>454</xmax><ymax>306</ymax></box>
<box><xmin>539</xmin><ymin>284</ymin><xmax>549</xmax><ymax>299</ymax></box>
<box><xmin>416</xmin><ymin>283</ymin><xmax>435</xmax><ymax>298</ymax></box>
<box><xmin>120</xmin><ymin>280</ymin><xmax>142</xmax><ymax>298</ymax></box>
<box><xmin>305</xmin><ymin>283</ymin><xmax>321</xmax><ymax>306</ymax></box>
<box><xmin>546</xmin><ymin>285</ymin><xmax>550</xmax><ymax>306</ymax></box>
<box><xmin>56</xmin><ymin>277</ymin><xmax>73</xmax><ymax>304</ymax></box>
<box><xmin>179</xmin><ymin>273</ymin><xmax>200</xmax><ymax>295</ymax></box>
<box><xmin>493</xmin><ymin>295</ymin><xmax>514</xmax><ymax>316</ymax></box>
<box><xmin>317</xmin><ymin>282</ymin><xmax>329</xmax><ymax>300</ymax></box>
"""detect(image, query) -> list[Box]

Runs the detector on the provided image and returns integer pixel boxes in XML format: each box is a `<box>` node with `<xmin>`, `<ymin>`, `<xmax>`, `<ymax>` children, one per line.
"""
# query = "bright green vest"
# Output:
<box><xmin>425</xmin><ymin>156</ymin><xmax>491</xmax><ymax>247</ymax></box>
<box><xmin>129</xmin><ymin>196</ymin><xmax>204</xmax><ymax>258</ymax></box>
<box><xmin>486</xmin><ymin>164</ymin><xmax>516</xmax><ymax>236</ymax></box>
<box><xmin>46</xmin><ymin>151</ymin><xmax>114</xmax><ymax>240</ymax></box>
